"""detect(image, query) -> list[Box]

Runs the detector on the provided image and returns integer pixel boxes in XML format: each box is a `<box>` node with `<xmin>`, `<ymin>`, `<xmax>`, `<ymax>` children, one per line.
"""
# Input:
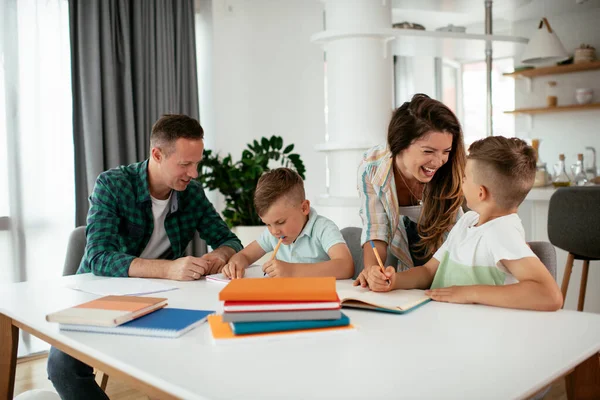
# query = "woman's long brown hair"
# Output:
<box><xmin>388</xmin><ymin>93</ymin><xmax>466</xmax><ymax>258</ymax></box>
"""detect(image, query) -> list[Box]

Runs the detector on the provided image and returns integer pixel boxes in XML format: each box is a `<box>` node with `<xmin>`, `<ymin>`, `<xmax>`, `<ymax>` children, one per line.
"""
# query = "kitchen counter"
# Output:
<box><xmin>525</xmin><ymin>186</ymin><xmax>557</xmax><ymax>201</ymax></box>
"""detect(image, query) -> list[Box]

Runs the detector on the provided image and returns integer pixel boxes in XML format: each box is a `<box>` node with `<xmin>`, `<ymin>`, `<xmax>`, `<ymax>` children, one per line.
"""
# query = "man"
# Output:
<box><xmin>47</xmin><ymin>114</ymin><xmax>242</xmax><ymax>399</ymax></box>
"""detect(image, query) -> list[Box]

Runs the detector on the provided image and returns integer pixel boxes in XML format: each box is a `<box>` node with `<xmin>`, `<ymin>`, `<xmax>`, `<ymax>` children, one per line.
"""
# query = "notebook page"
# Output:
<box><xmin>206</xmin><ymin>265</ymin><xmax>265</xmax><ymax>283</ymax></box>
<box><xmin>336</xmin><ymin>280</ymin><xmax>428</xmax><ymax>311</ymax></box>
<box><xmin>70</xmin><ymin>277</ymin><xmax>178</xmax><ymax>296</ymax></box>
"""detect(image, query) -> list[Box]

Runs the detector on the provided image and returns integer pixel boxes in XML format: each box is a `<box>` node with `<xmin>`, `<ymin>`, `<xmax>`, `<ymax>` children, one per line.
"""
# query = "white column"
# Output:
<box><xmin>311</xmin><ymin>0</ymin><xmax>393</xmax><ymax>229</ymax></box>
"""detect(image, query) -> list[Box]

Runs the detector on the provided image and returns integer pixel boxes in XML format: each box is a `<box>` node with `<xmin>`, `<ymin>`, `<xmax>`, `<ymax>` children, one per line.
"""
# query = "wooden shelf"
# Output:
<box><xmin>504</xmin><ymin>103</ymin><xmax>600</xmax><ymax>115</ymax></box>
<box><xmin>311</xmin><ymin>29</ymin><xmax>528</xmax><ymax>62</ymax></box>
<box><xmin>503</xmin><ymin>61</ymin><xmax>600</xmax><ymax>78</ymax></box>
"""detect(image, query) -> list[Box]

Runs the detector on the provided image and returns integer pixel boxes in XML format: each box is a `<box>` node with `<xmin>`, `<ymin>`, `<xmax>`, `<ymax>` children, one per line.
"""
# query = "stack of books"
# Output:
<box><xmin>46</xmin><ymin>295</ymin><xmax>212</xmax><ymax>338</ymax></box>
<box><xmin>208</xmin><ymin>277</ymin><xmax>353</xmax><ymax>342</ymax></box>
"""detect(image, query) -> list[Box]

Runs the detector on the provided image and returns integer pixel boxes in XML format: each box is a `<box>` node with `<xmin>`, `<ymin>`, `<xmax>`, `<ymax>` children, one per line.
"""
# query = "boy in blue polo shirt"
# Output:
<box><xmin>222</xmin><ymin>168</ymin><xmax>353</xmax><ymax>279</ymax></box>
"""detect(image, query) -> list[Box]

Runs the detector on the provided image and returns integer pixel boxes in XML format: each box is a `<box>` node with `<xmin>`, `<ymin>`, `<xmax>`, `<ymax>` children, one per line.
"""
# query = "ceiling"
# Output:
<box><xmin>391</xmin><ymin>0</ymin><xmax>600</xmax><ymax>29</ymax></box>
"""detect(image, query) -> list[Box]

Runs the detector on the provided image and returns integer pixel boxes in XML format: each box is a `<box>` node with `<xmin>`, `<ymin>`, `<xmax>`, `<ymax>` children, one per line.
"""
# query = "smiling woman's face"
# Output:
<box><xmin>394</xmin><ymin>131</ymin><xmax>453</xmax><ymax>183</ymax></box>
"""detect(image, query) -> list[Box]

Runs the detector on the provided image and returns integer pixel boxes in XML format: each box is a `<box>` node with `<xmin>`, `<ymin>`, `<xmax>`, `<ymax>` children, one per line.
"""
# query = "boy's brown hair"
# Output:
<box><xmin>254</xmin><ymin>168</ymin><xmax>306</xmax><ymax>216</ymax></box>
<box><xmin>467</xmin><ymin>136</ymin><xmax>536</xmax><ymax>209</ymax></box>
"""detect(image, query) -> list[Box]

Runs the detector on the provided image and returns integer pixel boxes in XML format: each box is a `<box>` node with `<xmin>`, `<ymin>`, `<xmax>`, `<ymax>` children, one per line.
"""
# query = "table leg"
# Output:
<box><xmin>0</xmin><ymin>313</ymin><xmax>19</xmax><ymax>399</ymax></box>
<box><xmin>566</xmin><ymin>352</ymin><xmax>600</xmax><ymax>400</ymax></box>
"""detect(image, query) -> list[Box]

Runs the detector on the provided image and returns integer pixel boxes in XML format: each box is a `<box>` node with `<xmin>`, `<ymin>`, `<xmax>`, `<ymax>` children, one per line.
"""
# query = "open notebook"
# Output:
<box><xmin>206</xmin><ymin>265</ymin><xmax>265</xmax><ymax>283</ymax></box>
<box><xmin>336</xmin><ymin>280</ymin><xmax>430</xmax><ymax>314</ymax></box>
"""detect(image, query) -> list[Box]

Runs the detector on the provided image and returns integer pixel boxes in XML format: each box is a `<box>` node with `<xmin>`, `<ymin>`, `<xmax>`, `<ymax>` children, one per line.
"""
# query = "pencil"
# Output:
<box><xmin>264</xmin><ymin>236</ymin><xmax>284</xmax><ymax>276</ymax></box>
<box><xmin>370</xmin><ymin>240</ymin><xmax>390</xmax><ymax>285</ymax></box>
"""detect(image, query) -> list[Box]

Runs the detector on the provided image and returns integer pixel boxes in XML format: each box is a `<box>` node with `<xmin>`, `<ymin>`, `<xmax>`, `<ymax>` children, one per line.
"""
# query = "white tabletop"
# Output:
<box><xmin>2</xmin><ymin>274</ymin><xmax>600</xmax><ymax>400</ymax></box>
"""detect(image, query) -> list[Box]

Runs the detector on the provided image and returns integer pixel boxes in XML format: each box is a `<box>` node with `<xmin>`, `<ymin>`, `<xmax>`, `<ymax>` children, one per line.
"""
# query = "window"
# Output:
<box><xmin>462</xmin><ymin>58</ymin><xmax>515</xmax><ymax>146</ymax></box>
<box><xmin>1</xmin><ymin>0</ymin><xmax>74</xmax><ymax>356</ymax></box>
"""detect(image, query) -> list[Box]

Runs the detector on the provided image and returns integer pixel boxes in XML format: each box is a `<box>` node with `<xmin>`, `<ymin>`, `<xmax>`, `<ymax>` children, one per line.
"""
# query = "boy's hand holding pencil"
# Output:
<box><xmin>263</xmin><ymin>237</ymin><xmax>293</xmax><ymax>277</ymax></box>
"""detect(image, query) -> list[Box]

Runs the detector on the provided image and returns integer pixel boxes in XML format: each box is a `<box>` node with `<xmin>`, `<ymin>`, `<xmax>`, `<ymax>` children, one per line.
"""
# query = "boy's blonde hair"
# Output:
<box><xmin>468</xmin><ymin>136</ymin><xmax>536</xmax><ymax>209</ymax></box>
<box><xmin>254</xmin><ymin>168</ymin><xmax>306</xmax><ymax>216</ymax></box>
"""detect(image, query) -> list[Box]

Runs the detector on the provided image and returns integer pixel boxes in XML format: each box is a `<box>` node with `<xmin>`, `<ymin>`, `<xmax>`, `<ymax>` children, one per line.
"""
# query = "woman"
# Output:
<box><xmin>355</xmin><ymin>93</ymin><xmax>466</xmax><ymax>284</ymax></box>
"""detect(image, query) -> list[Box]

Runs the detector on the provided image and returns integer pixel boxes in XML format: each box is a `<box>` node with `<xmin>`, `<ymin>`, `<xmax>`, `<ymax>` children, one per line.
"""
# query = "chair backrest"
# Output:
<box><xmin>548</xmin><ymin>186</ymin><xmax>600</xmax><ymax>259</ymax></box>
<box><xmin>63</xmin><ymin>226</ymin><xmax>86</xmax><ymax>276</ymax></box>
<box><xmin>340</xmin><ymin>227</ymin><xmax>398</xmax><ymax>279</ymax></box>
<box><xmin>528</xmin><ymin>241</ymin><xmax>557</xmax><ymax>281</ymax></box>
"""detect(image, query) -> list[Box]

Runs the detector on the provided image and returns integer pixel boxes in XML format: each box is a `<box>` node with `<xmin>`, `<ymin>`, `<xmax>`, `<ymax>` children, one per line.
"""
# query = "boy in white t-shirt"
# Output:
<box><xmin>358</xmin><ymin>136</ymin><xmax>563</xmax><ymax>311</ymax></box>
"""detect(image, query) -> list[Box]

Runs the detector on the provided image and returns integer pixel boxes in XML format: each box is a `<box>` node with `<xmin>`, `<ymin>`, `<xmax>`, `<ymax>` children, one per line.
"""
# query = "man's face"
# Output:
<box><xmin>155</xmin><ymin>138</ymin><xmax>204</xmax><ymax>191</ymax></box>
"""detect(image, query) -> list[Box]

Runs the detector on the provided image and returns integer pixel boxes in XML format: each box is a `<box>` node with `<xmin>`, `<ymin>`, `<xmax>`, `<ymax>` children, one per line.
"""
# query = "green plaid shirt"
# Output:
<box><xmin>77</xmin><ymin>160</ymin><xmax>242</xmax><ymax>276</ymax></box>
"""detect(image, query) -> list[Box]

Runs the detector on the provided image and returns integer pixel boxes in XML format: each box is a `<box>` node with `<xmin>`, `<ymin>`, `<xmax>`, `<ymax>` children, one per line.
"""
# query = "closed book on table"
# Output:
<box><xmin>222</xmin><ymin>309</ymin><xmax>341</xmax><ymax>323</ymax></box>
<box><xmin>59</xmin><ymin>308</ymin><xmax>213</xmax><ymax>338</ymax></box>
<box><xmin>230</xmin><ymin>313</ymin><xmax>351</xmax><ymax>335</ymax></box>
<box><xmin>336</xmin><ymin>280</ymin><xmax>430</xmax><ymax>314</ymax></box>
<box><xmin>208</xmin><ymin>315</ymin><xmax>354</xmax><ymax>343</ymax></box>
<box><xmin>46</xmin><ymin>295</ymin><xmax>168</xmax><ymax>327</ymax></box>
<box><xmin>219</xmin><ymin>277</ymin><xmax>338</xmax><ymax>302</ymax></box>
<box><xmin>223</xmin><ymin>299</ymin><xmax>341</xmax><ymax>312</ymax></box>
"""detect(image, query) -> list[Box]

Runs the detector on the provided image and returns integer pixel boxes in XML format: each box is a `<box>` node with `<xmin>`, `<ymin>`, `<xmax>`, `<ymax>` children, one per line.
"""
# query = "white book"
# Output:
<box><xmin>206</xmin><ymin>265</ymin><xmax>265</xmax><ymax>283</ymax></box>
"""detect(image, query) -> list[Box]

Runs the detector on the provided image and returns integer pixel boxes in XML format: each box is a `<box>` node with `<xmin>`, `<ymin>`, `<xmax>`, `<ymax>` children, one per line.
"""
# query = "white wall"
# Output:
<box><xmin>510</xmin><ymin>10</ymin><xmax>600</xmax><ymax>171</ymax></box>
<box><xmin>197</xmin><ymin>0</ymin><xmax>326</xmax><ymax>213</ymax></box>
<box><xmin>511</xmin><ymin>9</ymin><xmax>600</xmax><ymax>313</ymax></box>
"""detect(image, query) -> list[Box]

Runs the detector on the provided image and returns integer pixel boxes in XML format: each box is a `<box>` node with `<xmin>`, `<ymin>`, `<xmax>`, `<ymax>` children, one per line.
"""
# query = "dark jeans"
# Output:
<box><xmin>403</xmin><ymin>216</ymin><xmax>432</xmax><ymax>267</ymax></box>
<box><xmin>47</xmin><ymin>346</ymin><xmax>109</xmax><ymax>400</ymax></box>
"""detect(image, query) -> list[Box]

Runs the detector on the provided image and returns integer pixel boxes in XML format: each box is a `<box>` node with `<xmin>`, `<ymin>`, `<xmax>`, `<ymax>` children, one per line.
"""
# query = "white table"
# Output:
<box><xmin>2</xmin><ymin>274</ymin><xmax>600</xmax><ymax>400</ymax></box>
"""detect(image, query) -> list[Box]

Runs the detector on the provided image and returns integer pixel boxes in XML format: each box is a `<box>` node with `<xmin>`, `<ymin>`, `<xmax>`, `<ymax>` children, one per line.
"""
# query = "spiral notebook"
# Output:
<box><xmin>59</xmin><ymin>308</ymin><xmax>213</xmax><ymax>338</ymax></box>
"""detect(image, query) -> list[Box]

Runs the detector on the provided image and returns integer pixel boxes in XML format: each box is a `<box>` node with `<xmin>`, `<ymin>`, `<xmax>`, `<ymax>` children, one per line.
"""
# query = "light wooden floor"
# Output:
<box><xmin>15</xmin><ymin>354</ymin><xmax>567</xmax><ymax>399</ymax></box>
<box><xmin>15</xmin><ymin>354</ymin><xmax>148</xmax><ymax>400</ymax></box>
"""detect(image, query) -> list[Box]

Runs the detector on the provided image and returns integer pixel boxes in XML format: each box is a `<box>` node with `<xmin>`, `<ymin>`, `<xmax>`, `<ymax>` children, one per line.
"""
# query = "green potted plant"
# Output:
<box><xmin>197</xmin><ymin>135</ymin><xmax>306</xmax><ymax>253</ymax></box>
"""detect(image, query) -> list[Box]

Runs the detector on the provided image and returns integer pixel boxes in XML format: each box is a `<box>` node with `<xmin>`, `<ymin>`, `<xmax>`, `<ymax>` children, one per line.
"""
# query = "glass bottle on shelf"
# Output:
<box><xmin>571</xmin><ymin>153</ymin><xmax>589</xmax><ymax>186</ymax></box>
<box><xmin>546</xmin><ymin>81</ymin><xmax>558</xmax><ymax>107</ymax></box>
<box><xmin>553</xmin><ymin>154</ymin><xmax>571</xmax><ymax>187</ymax></box>
<box><xmin>531</xmin><ymin>139</ymin><xmax>550</xmax><ymax>187</ymax></box>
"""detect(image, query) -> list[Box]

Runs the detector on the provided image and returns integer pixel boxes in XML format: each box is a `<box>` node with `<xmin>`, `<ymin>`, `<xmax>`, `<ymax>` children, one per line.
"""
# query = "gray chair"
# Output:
<box><xmin>63</xmin><ymin>226</ymin><xmax>86</xmax><ymax>276</ymax></box>
<box><xmin>341</xmin><ymin>227</ymin><xmax>558</xmax><ymax>280</ymax></box>
<box><xmin>340</xmin><ymin>227</ymin><xmax>397</xmax><ymax>279</ymax></box>
<box><xmin>528</xmin><ymin>241</ymin><xmax>557</xmax><ymax>281</ymax></box>
<box><xmin>548</xmin><ymin>186</ymin><xmax>600</xmax><ymax>311</ymax></box>
<box><xmin>62</xmin><ymin>226</ymin><xmax>109</xmax><ymax>390</ymax></box>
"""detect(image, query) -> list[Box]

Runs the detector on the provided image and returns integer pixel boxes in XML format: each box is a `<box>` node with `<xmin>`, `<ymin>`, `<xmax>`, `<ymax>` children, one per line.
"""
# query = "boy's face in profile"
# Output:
<box><xmin>260</xmin><ymin>196</ymin><xmax>310</xmax><ymax>245</ymax></box>
<box><xmin>462</xmin><ymin>159</ymin><xmax>481</xmax><ymax>211</ymax></box>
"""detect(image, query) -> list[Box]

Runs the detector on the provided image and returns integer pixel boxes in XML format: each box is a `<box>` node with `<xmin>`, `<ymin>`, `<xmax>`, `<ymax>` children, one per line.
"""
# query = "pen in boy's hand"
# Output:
<box><xmin>370</xmin><ymin>240</ymin><xmax>390</xmax><ymax>285</ymax></box>
<box><xmin>264</xmin><ymin>236</ymin><xmax>284</xmax><ymax>276</ymax></box>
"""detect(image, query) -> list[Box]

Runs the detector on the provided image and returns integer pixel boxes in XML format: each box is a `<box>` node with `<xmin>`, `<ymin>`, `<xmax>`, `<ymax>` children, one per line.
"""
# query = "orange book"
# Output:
<box><xmin>218</xmin><ymin>277</ymin><xmax>338</xmax><ymax>302</ymax></box>
<box><xmin>46</xmin><ymin>295</ymin><xmax>168</xmax><ymax>327</ymax></box>
<box><xmin>207</xmin><ymin>315</ymin><xmax>354</xmax><ymax>343</ymax></box>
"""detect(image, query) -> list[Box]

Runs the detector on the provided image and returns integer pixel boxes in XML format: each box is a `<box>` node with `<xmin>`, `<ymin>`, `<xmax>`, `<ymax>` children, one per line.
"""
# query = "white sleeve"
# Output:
<box><xmin>486</xmin><ymin>219</ymin><xmax>536</xmax><ymax>265</ymax></box>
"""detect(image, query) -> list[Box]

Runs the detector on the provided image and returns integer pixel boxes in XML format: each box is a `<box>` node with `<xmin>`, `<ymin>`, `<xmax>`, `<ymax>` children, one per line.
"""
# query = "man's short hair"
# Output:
<box><xmin>467</xmin><ymin>136</ymin><xmax>536</xmax><ymax>209</ymax></box>
<box><xmin>150</xmin><ymin>114</ymin><xmax>204</xmax><ymax>156</ymax></box>
<box><xmin>254</xmin><ymin>168</ymin><xmax>306</xmax><ymax>216</ymax></box>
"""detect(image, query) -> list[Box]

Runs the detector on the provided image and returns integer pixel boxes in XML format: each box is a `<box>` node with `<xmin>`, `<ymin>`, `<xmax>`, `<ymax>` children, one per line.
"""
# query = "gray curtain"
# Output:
<box><xmin>70</xmin><ymin>0</ymin><xmax>206</xmax><ymax>255</ymax></box>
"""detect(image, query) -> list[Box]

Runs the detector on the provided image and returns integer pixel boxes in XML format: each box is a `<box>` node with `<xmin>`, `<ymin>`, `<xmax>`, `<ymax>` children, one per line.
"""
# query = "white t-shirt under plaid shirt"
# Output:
<box><xmin>430</xmin><ymin>211</ymin><xmax>537</xmax><ymax>289</ymax></box>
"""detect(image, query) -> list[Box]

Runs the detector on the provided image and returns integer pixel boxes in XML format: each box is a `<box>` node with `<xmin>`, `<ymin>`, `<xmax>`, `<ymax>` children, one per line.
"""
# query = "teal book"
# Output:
<box><xmin>59</xmin><ymin>308</ymin><xmax>213</xmax><ymax>338</ymax></box>
<box><xmin>231</xmin><ymin>313</ymin><xmax>350</xmax><ymax>335</ymax></box>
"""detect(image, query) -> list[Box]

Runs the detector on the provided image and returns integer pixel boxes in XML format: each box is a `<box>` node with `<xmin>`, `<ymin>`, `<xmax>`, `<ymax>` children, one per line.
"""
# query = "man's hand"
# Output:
<box><xmin>167</xmin><ymin>256</ymin><xmax>210</xmax><ymax>281</ymax></box>
<box><xmin>425</xmin><ymin>286</ymin><xmax>475</xmax><ymax>304</ymax></box>
<box><xmin>262</xmin><ymin>260</ymin><xmax>295</xmax><ymax>277</ymax></box>
<box><xmin>201</xmin><ymin>251</ymin><xmax>228</xmax><ymax>275</ymax></box>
